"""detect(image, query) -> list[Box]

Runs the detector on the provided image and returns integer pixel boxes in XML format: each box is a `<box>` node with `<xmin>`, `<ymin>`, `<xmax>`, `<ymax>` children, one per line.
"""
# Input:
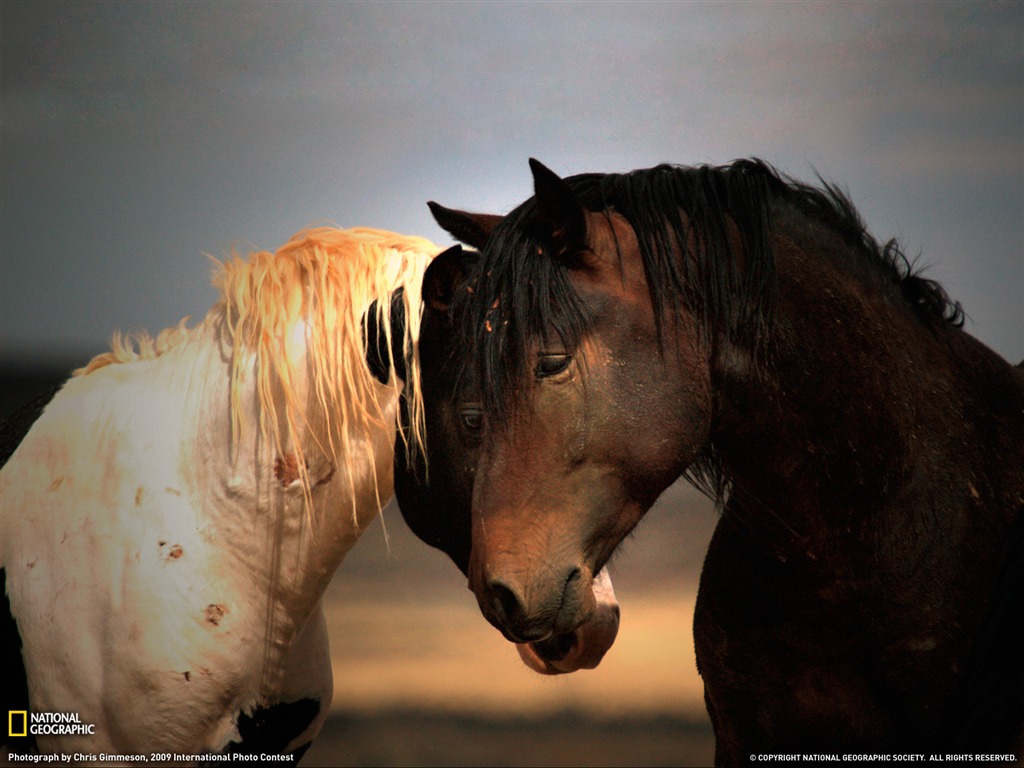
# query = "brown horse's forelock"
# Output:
<box><xmin>452</xmin><ymin>198</ymin><xmax>591</xmax><ymax>428</ymax></box>
<box><xmin>456</xmin><ymin>159</ymin><xmax>964</xmax><ymax>460</ymax></box>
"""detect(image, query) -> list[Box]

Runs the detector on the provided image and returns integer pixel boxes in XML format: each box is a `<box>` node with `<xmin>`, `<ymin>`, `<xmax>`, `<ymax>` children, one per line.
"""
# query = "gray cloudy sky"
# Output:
<box><xmin>2</xmin><ymin>1</ymin><xmax>1021</xmax><ymax>365</ymax></box>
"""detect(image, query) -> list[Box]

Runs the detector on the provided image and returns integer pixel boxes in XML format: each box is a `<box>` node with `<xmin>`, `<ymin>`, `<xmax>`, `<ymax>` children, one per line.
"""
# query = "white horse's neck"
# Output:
<box><xmin>176</xmin><ymin>312</ymin><xmax>396</xmax><ymax>694</ymax></box>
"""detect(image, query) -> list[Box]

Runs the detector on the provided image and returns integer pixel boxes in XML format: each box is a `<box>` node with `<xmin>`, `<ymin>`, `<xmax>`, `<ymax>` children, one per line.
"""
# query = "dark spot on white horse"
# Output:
<box><xmin>274</xmin><ymin>453</ymin><xmax>336</xmax><ymax>490</ymax></box>
<box><xmin>135</xmin><ymin>486</ymin><xmax>144</xmax><ymax>506</ymax></box>
<box><xmin>164</xmin><ymin>486</ymin><xmax>182</xmax><ymax>496</ymax></box>
<box><xmin>26</xmin><ymin>559</ymin><xmax>36</xmax><ymax>570</ymax></box>
<box><xmin>168</xmin><ymin>545</ymin><xmax>184</xmax><ymax>560</ymax></box>
<box><xmin>226</xmin><ymin>699</ymin><xmax>320</xmax><ymax>759</ymax></box>
<box><xmin>313</xmin><ymin>464</ymin><xmax>335</xmax><ymax>489</ymax></box>
<box><xmin>158</xmin><ymin>539</ymin><xmax>167</xmax><ymax>547</ymax></box>
<box><xmin>48</xmin><ymin>477</ymin><xmax>65</xmax><ymax>491</ymax></box>
<box><xmin>205</xmin><ymin>603</ymin><xmax>228</xmax><ymax>626</ymax></box>
<box><xmin>183</xmin><ymin>671</ymin><xmax>191</xmax><ymax>682</ymax></box>
<box><xmin>274</xmin><ymin>453</ymin><xmax>302</xmax><ymax>487</ymax></box>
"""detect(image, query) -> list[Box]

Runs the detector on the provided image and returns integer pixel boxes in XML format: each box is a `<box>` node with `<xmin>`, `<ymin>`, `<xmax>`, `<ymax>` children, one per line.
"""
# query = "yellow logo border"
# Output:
<box><xmin>8</xmin><ymin>710</ymin><xmax>27</xmax><ymax>737</ymax></box>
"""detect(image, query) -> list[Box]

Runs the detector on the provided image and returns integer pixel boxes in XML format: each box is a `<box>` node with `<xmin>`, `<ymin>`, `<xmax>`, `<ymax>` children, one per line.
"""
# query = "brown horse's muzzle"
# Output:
<box><xmin>476</xmin><ymin>558</ymin><xmax>588</xmax><ymax>641</ymax></box>
<box><xmin>515</xmin><ymin>567</ymin><xmax>620</xmax><ymax>674</ymax></box>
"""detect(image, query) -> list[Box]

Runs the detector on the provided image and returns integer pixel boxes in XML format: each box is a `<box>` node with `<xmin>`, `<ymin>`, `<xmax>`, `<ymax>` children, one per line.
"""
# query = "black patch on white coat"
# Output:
<box><xmin>225</xmin><ymin>698</ymin><xmax>321</xmax><ymax>763</ymax></box>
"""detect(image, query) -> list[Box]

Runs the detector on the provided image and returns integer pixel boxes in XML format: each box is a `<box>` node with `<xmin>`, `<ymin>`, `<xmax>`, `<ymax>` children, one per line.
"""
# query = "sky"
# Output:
<box><xmin>2</xmin><ymin>1</ymin><xmax>1022</xmax><ymax>367</ymax></box>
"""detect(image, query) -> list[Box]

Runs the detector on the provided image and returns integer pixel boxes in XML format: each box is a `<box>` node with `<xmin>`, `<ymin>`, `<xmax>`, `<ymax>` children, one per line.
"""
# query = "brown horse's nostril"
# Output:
<box><xmin>485</xmin><ymin>578</ymin><xmax>549</xmax><ymax>643</ymax></box>
<box><xmin>487</xmin><ymin>579</ymin><xmax>525</xmax><ymax>630</ymax></box>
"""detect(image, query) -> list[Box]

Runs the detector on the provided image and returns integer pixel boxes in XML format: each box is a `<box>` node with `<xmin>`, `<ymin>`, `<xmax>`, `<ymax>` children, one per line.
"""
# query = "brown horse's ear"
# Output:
<box><xmin>428</xmin><ymin>202</ymin><xmax>502</xmax><ymax>250</ymax></box>
<box><xmin>529</xmin><ymin>158</ymin><xmax>586</xmax><ymax>256</ymax></box>
<box><xmin>423</xmin><ymin>244</ymin><xmax>469</xmax><ymax>314</ymax></box>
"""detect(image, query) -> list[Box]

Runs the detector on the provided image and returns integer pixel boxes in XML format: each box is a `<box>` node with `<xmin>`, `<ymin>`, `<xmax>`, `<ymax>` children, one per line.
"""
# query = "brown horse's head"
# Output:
<box><xmin>425</xmin><ymin>160</ymin><xmax>718</xmax><ymax>644</ymax></box>
<box><xmin>391</xmin><ymin>238</ymin><xmax>620</xmax><ymax>673</ymax></box>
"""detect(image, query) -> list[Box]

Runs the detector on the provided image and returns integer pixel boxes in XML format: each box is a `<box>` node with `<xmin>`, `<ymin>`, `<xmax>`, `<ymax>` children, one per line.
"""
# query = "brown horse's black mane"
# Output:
<box><xmin>458</xmin><ymin>159</ymin><xmax>964</xmax><ymax>431</ymax></box>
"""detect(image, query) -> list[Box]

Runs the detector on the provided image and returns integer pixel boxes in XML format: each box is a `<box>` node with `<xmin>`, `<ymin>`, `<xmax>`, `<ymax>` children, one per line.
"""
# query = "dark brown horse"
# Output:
<box><xmin>406</xmin><ymin>159</ymin><xmax>1023</xmax><ymax>761</ymax></box>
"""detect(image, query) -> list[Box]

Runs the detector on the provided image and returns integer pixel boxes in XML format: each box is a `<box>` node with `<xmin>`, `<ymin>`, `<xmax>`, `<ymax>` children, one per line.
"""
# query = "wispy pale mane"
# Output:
<box><xmin>78</xmin><ymin>226</ymin><xmax>438</xmax><ymax>509</ymax></box>
<box><xmin>75</xmin><ymin>320</ymin><xmax>195</xmax><ymax>375</ymax></box>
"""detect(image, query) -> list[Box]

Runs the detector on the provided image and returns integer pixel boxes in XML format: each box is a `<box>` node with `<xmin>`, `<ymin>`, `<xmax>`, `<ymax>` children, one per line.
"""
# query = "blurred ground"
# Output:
<box><xmin>2</xmin><ymin>365</ymin><xmax>719</xmax><ymax>766</ymax></box>
<box><xmin>308</xmin><ymin>478</ymin><xmax>718</xmax><ymax>766</ymax></box>
<box><xmin>302</xmin><ymin>710</ymin><xmax>715</xmax><ymax>767</ymax></box>
<box><xmin>326</xmin><ymin>487</ymin><xmax>714</xmax><ymax>717</ymax></box>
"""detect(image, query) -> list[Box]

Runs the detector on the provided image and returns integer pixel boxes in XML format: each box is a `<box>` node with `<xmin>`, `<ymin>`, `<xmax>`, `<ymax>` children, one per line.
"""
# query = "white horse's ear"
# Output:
<box><xmin>422</xmin><ymin>244</ymin><xmax>469</xmax><ymax>314</ymax></box>
<box><xmin>428</xmin><ymin>202</ymin><xmax>501</xmax><ymax>250</ymax></box>
<box><xmin>363</xmin><ymin>287</ymin><xmax>407</xmax><ymax>384</ymax></box>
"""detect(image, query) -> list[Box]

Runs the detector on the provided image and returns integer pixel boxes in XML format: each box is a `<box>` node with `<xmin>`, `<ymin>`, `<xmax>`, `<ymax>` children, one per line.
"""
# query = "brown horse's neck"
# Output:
<box><xmin>709</xmin><ymin>235</ymin><xmax>1024</xmax><ymax>563</ymax></box>
<box><xmin>697</xmin><ymin>235</ymin><xmax>1024</xmax><ymax>753</ymax></box>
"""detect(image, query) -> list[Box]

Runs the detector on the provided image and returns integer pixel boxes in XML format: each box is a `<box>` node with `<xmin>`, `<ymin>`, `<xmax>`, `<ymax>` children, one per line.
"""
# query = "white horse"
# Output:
<box><xmin>1</xmin><ymin>227</ymin><xmax>439</xmax><ymax>761</ymax></box>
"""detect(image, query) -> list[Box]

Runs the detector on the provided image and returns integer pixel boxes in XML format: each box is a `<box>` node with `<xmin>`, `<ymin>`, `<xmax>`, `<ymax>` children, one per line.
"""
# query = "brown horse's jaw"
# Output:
<box><xmin>515</xmin><ymin>567</ymin><xmax>619</xmax><ymax>675</ymax></box>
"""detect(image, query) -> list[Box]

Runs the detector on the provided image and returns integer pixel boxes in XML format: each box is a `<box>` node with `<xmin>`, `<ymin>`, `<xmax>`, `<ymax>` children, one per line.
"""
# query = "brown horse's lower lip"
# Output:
<box><xmin>530</xmin><ymin>632</ymin><xmax>577</xmax><ymax>663</ymax></box>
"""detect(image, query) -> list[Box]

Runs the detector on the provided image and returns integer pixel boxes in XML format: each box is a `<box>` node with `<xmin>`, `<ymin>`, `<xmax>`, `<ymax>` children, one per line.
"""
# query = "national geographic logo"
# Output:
<box><xmin>8</xmin><ymin>711</ymin><xmax>96</xmax><ymax>736</ymax></box>
<box><xmin>8</xmin><ymin>711</ymin><xmax>27</xmax><ymax>737</ymax></box>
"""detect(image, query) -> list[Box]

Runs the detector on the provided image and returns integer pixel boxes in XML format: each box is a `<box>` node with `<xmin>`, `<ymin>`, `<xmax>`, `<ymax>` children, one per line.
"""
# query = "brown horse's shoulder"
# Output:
<box><xmin>693</xmin><ymin>497</ymin><xmax>1007</xmax><ymax>753</ymax></box>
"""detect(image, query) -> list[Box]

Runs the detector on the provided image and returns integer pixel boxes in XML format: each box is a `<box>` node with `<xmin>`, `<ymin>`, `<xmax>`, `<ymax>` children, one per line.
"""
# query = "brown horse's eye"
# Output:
<box><xmin>459</xmin><ymin>405</ymin><xmax>483</xmax><ymax>432</ymax></box>
<box><xmin>536</xmin><ymin>354</ymin><xmax>572</xmax><ymax>379</ymax></box>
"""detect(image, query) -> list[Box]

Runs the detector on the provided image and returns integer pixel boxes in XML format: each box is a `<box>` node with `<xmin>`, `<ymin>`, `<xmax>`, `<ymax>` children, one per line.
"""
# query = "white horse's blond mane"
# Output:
<box><xmin>77</xmin><ymin>226</ymin><xmax>436</xmax><ymax>512</ymax></box>
<box><xmin>76</xmin><ymin>319</ymin><xmax>195</xmax><ymax>374</ymax></box>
